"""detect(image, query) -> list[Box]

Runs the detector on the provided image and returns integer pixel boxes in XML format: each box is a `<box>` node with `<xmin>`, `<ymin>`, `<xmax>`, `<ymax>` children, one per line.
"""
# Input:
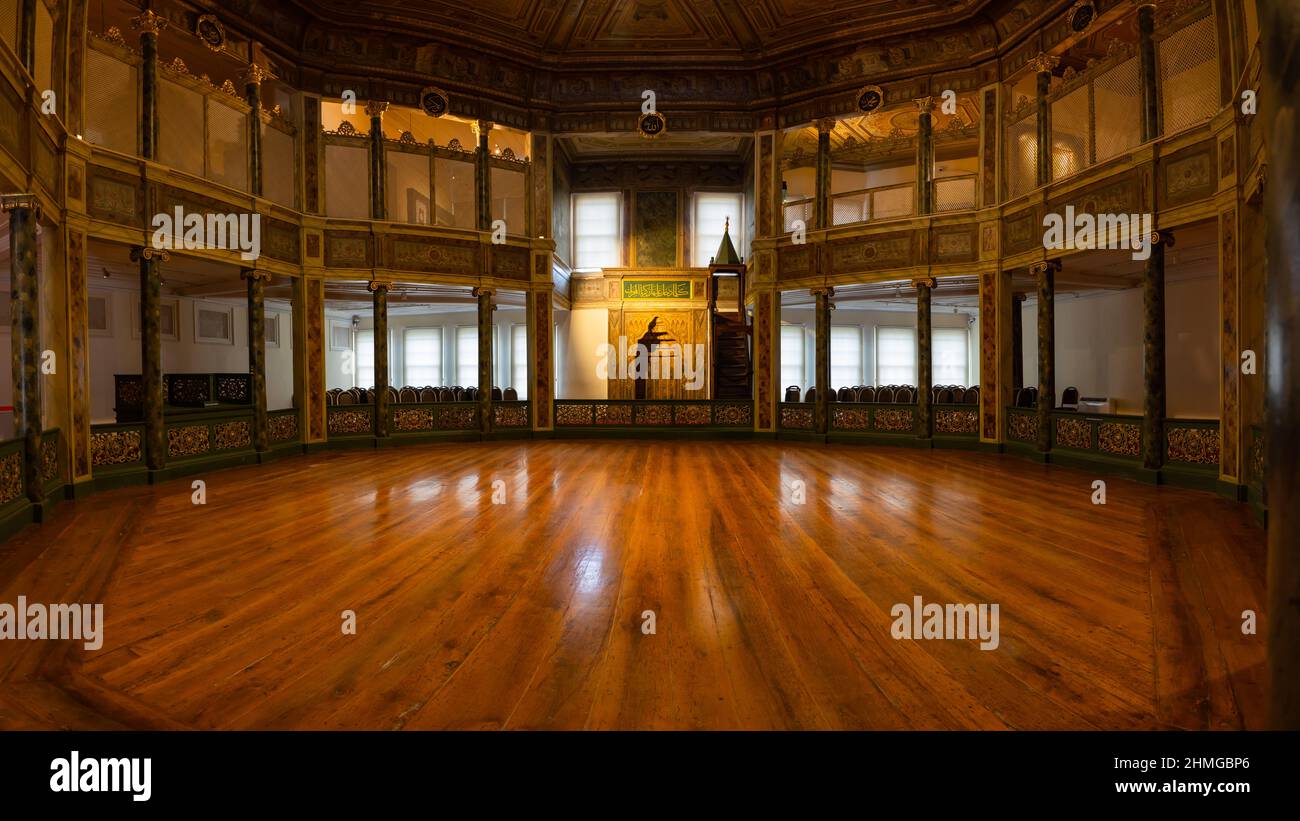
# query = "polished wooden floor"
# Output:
<box><xmin>0</xmin><ymin>440</ymin><xmax>1266</xmax><ymax>729</ymax></box>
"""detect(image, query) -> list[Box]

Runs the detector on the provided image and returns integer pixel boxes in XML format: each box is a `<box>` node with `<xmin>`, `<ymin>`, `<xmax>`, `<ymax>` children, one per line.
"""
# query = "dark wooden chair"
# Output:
<box><xmin>963</xmin><ymin>387</ymin><xmax>979</xmax><ymax>404</ymax></box>
<box><xmin>784</xmin><ymin>386</ymin><xmax>801</xmax><ymax>402</ymax></box>
<box><xmin>858</xmin><ymin>386</ymin><xmax>876</xmax><ymax>403</ymax></box>
<box><xmin>1061</xmin><ymin>386</ymin><xmax>1080</xmax><ymax>408</ymax></box>
<box><xmin>437</xmin><ymin>387</ymin><xmax>455</xmax><ymax>402</ymax></box>
<box><xmin>491</xmin><ymin>386</ymin><xmax>503</xmax><ymax>401</ymax></box>
<box><xmin>336</xmin><ymin>390</ymin><xmax>355</xmax><ymax>405</ymax></box>
<box><xmin>837</xmin><ymin>387</ymin><xmax>854</xmax><ymax>402</ymax></box>
<box><xmin>503</xmin><ymin>387</ymin><xmax>518</xmax><ymax>400</ymax></box>
<box><xmin>398</xmin><ymin>387</ymin><xmax>418</xmax><ymax>403</ymax></box>
<box><xmin>937</xmin><ymin>387</ymin><xmax>953</xmax><ymax>404</ymax></box>
<box><xmin>804</xmin><ymin>387</ymin><xmax>817</xmax><ymax>404</ymax></box>
<box><xmin>876</xmin><ymin>386</ymin><xmax>895</xmax><ymax>403</ymax></box>
<box><xmin>419</xmin><ymin>387</ymin><xmax>437</xmax><ymax>403</ymax></box>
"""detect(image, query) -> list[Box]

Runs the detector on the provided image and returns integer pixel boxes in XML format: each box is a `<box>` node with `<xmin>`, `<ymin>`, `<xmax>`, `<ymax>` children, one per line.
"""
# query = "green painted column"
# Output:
<box><xmin>1137</xmin><ymin>3</ymin><xmax>1160</xmax><ymax>142</ymax></box>
<box><xmin>1030</xmin><ymin>53</ymin><xmax>1058</xmax><ymax>188</ymax></box>
<box><xmin>243</xmin><ymin>269</ymin><xmax>270</xmax><ymax>453</ymax></box>
<box><xmin>812</xmin><ymin>286</ymin><xmax>832</xmax><ymax>435</ymax></box>
<box><xmin>131</xmin><ymin>246</ymin><xmax>168</xmax><ymax>471</ymax></box>
<box><xmin>367</xmin><ymin>101</ymin><xmax>388</xmax><ymax>220</ymax></box>
<box><xmin>813</xmin><ymin>118</ymin><xmax>834</xmax><ymax>229</ymax></box>
<box><xmin>4</xmin><ymin>195</ymin><xmax>43</xmax><ymax>505</ymax></box>
<box><xmin>915</xmin><ymin>97</ymin><xmax>935</xmax><ymax>214</ymax></box>
<box><xmin>132</xmin><ymin>8</ymin><xmax>166</xmax><ymax>160</ymax></box>
<box><xmin>915</xmin><ymin>278</ymin><xmax>935</xmax><ymax>439</ymax></box>
<box><xmin>474</xmin><ymin>121</ymin><xmax>494</xmax><ymax>231</ymax></box>
<box><xmin>1032</xmin><ymin>260</ymin><xmax>1058</xmax><ymax>453</ymax></box>
<box><xmin>370</xmin><ymin>281</ymin><xmax>390</xmax><ymax>438</ymax></box>
<box><xmin>1142</xmin><ymin>231</ymin><xmax>1173</xmax><ymax>471</ymax></box>
<box><xmin>244</xmin><ymin>64</ymin><xmax>272</xmax><ymax>197</ymax></box>
<box><xmin>475</xmin><ymin>287</ymin><xmax>495</xmax><ymax>434</ymax></box>
<box><xmin>17</xmin><ymin>0</ymin><xmax>35</xmax><ymax>72</ymax></box>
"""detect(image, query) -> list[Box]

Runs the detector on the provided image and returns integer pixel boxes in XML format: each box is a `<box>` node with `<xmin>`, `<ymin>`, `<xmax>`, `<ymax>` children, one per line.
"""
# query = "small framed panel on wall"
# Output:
<box><xmin>266</xmin><ymin>313</ymin><xmax>282</xmax><ymax>348</ymax></box>
<box><xmin>132</xmin><ymin>298</ymin><xmax>180</xmax><ymax>341</ymax></box>
<box><xmin>194</xmin><ymin>302</ymin><xmax>235</xmax><ymax>345</ymax></box>
<box><xmin>634</xmin><ymin>190</ymin><xmax>679</xmax><ymax>268</ymax></box>
<box><xmin>88</xmin><ymin>292</ymin><xmax>113</xmax><ymax>337</ymax></box>
<box><xmin>329</xmin><ymin>320</ymin><xmax>353</xmax><ymax>351</ymax></box>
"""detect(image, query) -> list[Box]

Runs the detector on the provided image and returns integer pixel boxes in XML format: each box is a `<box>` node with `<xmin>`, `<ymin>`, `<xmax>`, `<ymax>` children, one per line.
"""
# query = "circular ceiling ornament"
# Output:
<box><xmin>638</xmin><ymin>110</ymin><xmax>667</xmax><ymax>139</ymax></box>
<box><xmin>195</xmin><ymin>14</ymin><xmax>226</xmax><ymax>52</ymax></box>
<box><xmin>420</xmin><ymin>87</ymin><xmax>450</xmax><ymax>118</ymax></box>
<box><xmin>1068</xmin><ymin>0</ymin><xmax>1096</xmax><ymax>33</ymax></box>
<box><xmin>856</xmin><ymin>84</ymin><xmax>885</xmax><ymax>114</ymax></box>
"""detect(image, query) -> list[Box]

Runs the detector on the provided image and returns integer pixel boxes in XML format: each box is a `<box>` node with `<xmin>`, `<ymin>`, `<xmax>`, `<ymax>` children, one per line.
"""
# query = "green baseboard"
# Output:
<box><xmin>151</xmin><ymin>452</ymin><xmax>260</xmax><ymax>483</ymax></box>
<box><xmin>555</xmin><ymin>428</ymin><xmax>756</xmax><ymax>440</ymax></box>
<box><xmin>0</xmin><ymin>500</ymin><xmax>34</xmax><ymax>542</ymax></box>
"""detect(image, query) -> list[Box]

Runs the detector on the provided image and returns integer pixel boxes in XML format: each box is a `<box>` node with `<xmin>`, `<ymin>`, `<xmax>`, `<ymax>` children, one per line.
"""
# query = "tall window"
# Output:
<box><xmin>573</xmin><ymin>192</ymin><xmax>622</xmax><ymax>269</ymax></box>
<box><xmin>404</xmin><ymin>328</ymin><xmax>442</xmax><ymax>386</ymax></box>
<box><xmin>511</xmin><ymin>324</ymin><xmax>529</xmax><ymax>398</ymax></box>
<box><xmin>455</xmin><ymin>326</ymin><xmax>478</xmax><ymax>386</ymax></box>
<box><xmin>780</xmin><ymin>324</ymin><xmax>806</xmax><ymax>390</ymax></box>
<box><xmin>830</xmin><ymin>326</ymin><xmax>863</xmax><ymax>389</ymax></box>
<box><xmin>932</xmin><ymin>327</ymin><xmax>969</xmax><ymax>385</ymax></box>
<box><xmin>875</xmin><ymin>327</ymin><xmax>916</xmax><ymax>385</ymax></box>
<box><xmin>692</xmin><ymin>192</ymin><xmax>743</xmax><ymax>267</ymax></box>
<box><xmin>355</xmin><ymin>329</ymin><xmax>374</xmax><ymax>389</ymax></box>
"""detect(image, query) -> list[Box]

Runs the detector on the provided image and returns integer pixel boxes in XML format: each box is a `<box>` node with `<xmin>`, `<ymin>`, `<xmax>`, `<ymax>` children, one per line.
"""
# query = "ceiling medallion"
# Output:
<box><xmin>420</xmin><ymin>86</ymin><xmax>450</xmax><ymax>118</ymax></box>
<box><xmin>1068</xmin><ymin>0</ymin><xmax>1096</xmax><ymax>33</ymax></box>
<box><xmin>195</xmin><ymin>14</ymin><xmax>226</xmax><ymax>52</ymax></box>
<box><xmin>856</xmin><ymin>84</ymin><xmax>885</xmax><ymax>114</ymax></box>
<box><xmin>637</xmin><ymin>110</ymin><xmax>667</xmax><ymax>139</ymax></box>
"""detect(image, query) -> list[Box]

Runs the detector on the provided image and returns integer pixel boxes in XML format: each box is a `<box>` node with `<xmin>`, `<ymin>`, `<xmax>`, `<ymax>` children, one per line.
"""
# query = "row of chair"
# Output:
<box><xmin>1013</xmin><ymin>386</ymin><xmax>1080</xmax><ymax>408</ymax></box>
<box><xmin>784</xmin><ymin>385</ymin><xmax>981</xmax><ymax>405</ymax></box>
<box><xmin>326</xmin><ymin>386</ymin><xmax>520</xmax><ymax>405</ymax></box>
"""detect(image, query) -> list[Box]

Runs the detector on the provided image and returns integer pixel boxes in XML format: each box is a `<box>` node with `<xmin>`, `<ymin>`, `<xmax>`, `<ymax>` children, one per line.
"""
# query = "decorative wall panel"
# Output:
<box><xmin>634</xmin><ymin>191</ymin><xmax>678</xmax><ymax>267</ymax></box>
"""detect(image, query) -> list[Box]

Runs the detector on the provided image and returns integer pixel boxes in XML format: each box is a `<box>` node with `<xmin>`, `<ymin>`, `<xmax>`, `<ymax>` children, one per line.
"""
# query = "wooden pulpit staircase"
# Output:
<box><xmin>707</xmin><ymin>219</ymin><xmax>752</xmax><ymax>400</ymax></box>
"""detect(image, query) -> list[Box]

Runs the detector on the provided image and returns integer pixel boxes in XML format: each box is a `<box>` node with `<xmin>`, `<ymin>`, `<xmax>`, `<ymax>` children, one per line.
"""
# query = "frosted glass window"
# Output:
<box><xmin>875</xmin><ymin>327</ymin><xmax>916</xmax><ymax>385</ymax></box>
<box><xmin>933</xmin><ymin>327</ymin><xmax>969</xmax><ymax>385</ymax></box>
<box><xmin>387</xmin><ymin>151</ymin><xmax>431</xmax><ymax>224</ymax></box>
<box><xmin>693</xmin><ymin>192</ymin><xmax>743</xmax><ymax>267</ymax></box>
<box><xmin>262</xmin><ymin>124</ymin><xmax>296</xmax><ymax>208</ymax></box>
<box><xmin>85</xmin><ymin>49</ymin><xmax>137</xmax><ymax>154</ymax></box>
<box><xmin>780</xmin><ymin>324</ymin><xmax>805</xmax><ymax>392</ymax></box>
<box><xmin>830</xmin><ymin>326</ymin><xmax>863</xmax><ymax>389</ymax></box>
<box><xmin>207</xmin><ymin>100</ymin><xmax>248</xmax><ymax>191</ymax></box>
<box><xmin>159</xmin><ymin>79</ymin><xmax>205</xmax><ymax>176</ymax></box>
<box><xmin>403</xmin><ymin>328</ymin><xmax>442</xmax><ymax>386</ymax></box>
<box><xmin>511</xmin><ymin>323</ymin><xmax>528</xmax><ymax>399</ymax></box>
<box><xmin>456</xmin><ymin>326</ymin><xmax>478</xmax><ymax>387</ymax></box>
<box><xmin>355</xmin><ymin>330</ymin><xmax>374</xmax><ymax>389</ymax></box>
<box><xmin>573</xmin><ymin>192</ymin><xmax>622</xmax><ymax>269</ymax></box>
<box><xmin>490</xmin><ymin>167</ymin><xmax>526</xmax><ymax>234</ymax></box>
<box><xmin>325</xmin><ymin>144</ymin><xmax>370</xmax><ymax>219</ymax></box>
<box><xmin>434</xmin><ymin>157</ymin><xmax>475</xmax><ymax>228</ymax></box>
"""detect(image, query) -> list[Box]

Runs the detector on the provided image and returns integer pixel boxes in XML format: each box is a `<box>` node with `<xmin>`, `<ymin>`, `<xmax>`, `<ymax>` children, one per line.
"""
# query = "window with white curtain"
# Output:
<box><xmin>875</xmin><ymin>326</ymin><xmax>916</xmax><ymax>385</ymax></box>
<box><xmin>692</xmin><ymin>192</ymin><xmax>743</xmax><ymax>267</ymax></box>
<box><xmin>404</xmin><ymin>328</ymin><xmax>442</xmax><ymax>386</ymax></box>
<box><xmin>573</xmin><ymin>192</ymin><xmax>622</xmax><ymax>269</ymax></box>
<box><xmin>932</xmin><ymin>327</ymin><xmax>969</xmax><ymax>385</ymax></box>
<box><xmin>511</xmin><ymin>324</ymin><xmax>528</xmax><ymax>398</ymax></box>
<box><xmin>455</xmin><ymin>326</ymin><xmax>478</xmax><ymax>386</ymax></box>
<box><xmin>830</xmin><ymin>326</ymin><xmax>863</xmax><ymax>389</ymax></box>
<box><xmin>355</xmin><ymin>329</ymin><xmax>374</xmax><ymax>389</ymax></box>
<box><xmin>780</xmin><ymin>324</ymin><xmax>806</xmax><ymax>390</ymax></box>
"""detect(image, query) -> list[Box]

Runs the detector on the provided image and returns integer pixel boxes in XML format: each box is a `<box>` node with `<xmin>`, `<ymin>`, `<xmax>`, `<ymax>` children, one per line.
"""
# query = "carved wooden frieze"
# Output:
<box><xmin>777</xmin><ymin>245</ymin><xmax>815</xmax><ymax>281</ymax></box>
<box><xmin>384</xmin><ymin>235</ymin><xmax>479</xmax><ymax>275</ymax></box>
<box><xmin>88</xmin><ymin>166</ymin><xmax>143</xmax><ymax>225</ymax></box>
<box><xmin>1001</xmin><ymin>207</ymin><xmax>1041</xmax><ymax>256</ymax></box>
<box><xmin>261</xmin><ymin>217</ymin><xmax>302</xmax><ymax>263</ymax></box>
<box><xmin>827</xmin><ymin>230</ymin><xmax>917</xmax><ymax>275</ymax></box>
<box><xmin>1048</xmin><ymin>175</ymin><xmax>1143</xmax><ymax>219</ymax></box>
<box><xmin>932</xmin><ymin>225</ymin><xmax>979</xmax><ymax>263</ymax></box>
<box><xmin>1159</xmin><ymin>142</ymin><xmax>1217</xmax><ymax>208</ymax></box>
<box><xmin>490</xmin><ymin>245</ymin><xmax>530</xmax><ymax>281</ymax></box>
<box><xmin>324</xmin><ymin>231</ymin><xmax>374</xmax><ymax>268</ymax></box>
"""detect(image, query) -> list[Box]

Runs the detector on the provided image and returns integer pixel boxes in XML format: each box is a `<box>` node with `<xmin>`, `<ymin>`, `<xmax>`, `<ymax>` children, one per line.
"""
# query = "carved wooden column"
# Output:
<box><xmin>1031</xmin><ymin>260</ymin><xmax>1059</xmax><ymax>453</ymax></box>
<box><xmin>915</xmin><ymin>278</ymin><xmax>935</xmax><ymax>439</ymax></box>
<box><xmin>1260</xmin><ymin>0</ymin><xmax>1299</xmax><ymax>728</ymax></box>
<box><xmin>243</xmin><ymin>269</ymin><xmax>271</xmax><ymax>453</ymax></box>
<box><xmin>475</xmin><ymin>287</ymin><xmax>495</xmax><ymax>434</ymax></box>
<box><xmin>812</xmin><ymin>286</ymin><xmax>832</xmax><ymax>435</ymax></box>
<box><xmin>4</xmin><ymin>195</ymin><xmax>43</xmax><ymax>505</ymax></box>
<box><xmin>474</xmin><ymin>120</ymin><xmax>494</xmax><ymax>232</ymax></box>
<box><xmin>244</xmin><ymin>63</ymin><xmax>273</xmax><ymax>198</ymax></box>
<box><xmin>1141</xmin><ymin>230</ymin><xmax>1173</xmax><ymax>471</ymax></box>
<box><xmin>978</xmin><ymin>269</ymin><xmax>1006</xmax><ymax>445</ymax></box>
<box><xmin>813</xmin><ymin>118</ymin><xmax>834</xmax><ymax>230</ymax></box>
<box><xmin>915</xmin><ymin>97</ymin><xmax>935</xmax><ymax>214</ymax></box>
<box><xmin>65</xmin><ymin>226</ymin><xmax>92</xmax><ymax>485</ymax></box>
<box><xmin>369</xmin><ymin>281</ymin><xmax>390</xmax><ymax>438</ymax></box>
<box><xmin>526</xmin><ymin>286</ymin><xmax>553</xmax><ymax>432</ymax></box>
<box><xmin>1030</xmin><ymin>53</ymin><xmax>1059</xmax><ymax>188</ymax></box>
<box><xmin>367</xmin><ymin>101</ymin><xmax>388</xmax><ymax>220</ymax></box>
<box><xmin>296</xmin><ymin>276</ymin><xmax>327</xmax><ymax>444</ymax></box>
<box><xmin>132</xmin><ymin>7</ymin><xmax>166</xmax><ymax>160</ymax></box>
<box><xmin>130</xmin><ymin>246</ymin><xmax>168</xmax><ymax>471</ymax></box>
<box><xmin>1012</xmin><ymin>292</ymin><xmax>1026</xmax><ymax>391</ymax></box>
<box><xmin>1137</xmin><ymin>2</ymin><xmax>1160</xmax><ymax>142</ymax></box>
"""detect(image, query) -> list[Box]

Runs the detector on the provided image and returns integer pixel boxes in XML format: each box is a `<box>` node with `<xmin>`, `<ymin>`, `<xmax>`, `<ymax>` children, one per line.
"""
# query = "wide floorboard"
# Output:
<box><xmin>0</xmin><ymin>440</ymin><xmax>1267</xmax><ymax>729</ymax></box>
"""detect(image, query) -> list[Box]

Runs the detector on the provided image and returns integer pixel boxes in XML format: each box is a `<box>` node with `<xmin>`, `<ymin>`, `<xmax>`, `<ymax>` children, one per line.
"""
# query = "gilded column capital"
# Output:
<box><xmin>1029</xmin><ymin>259</ymin><xmax>1062</xmax><ymax>279</ymax></box>
<box><xmin>130</xmin><ymin>9</ymin><xmax>169</xmax><ymax>37</ymax></box>
<box><xmin>240</xmin><ymin>268</ymin><xmax>273</xmax><ymax>282</ymax></box>
<box><xmin>367</xmin><ymin>279</ymin><xmax>391</xmax><ymax>293</ymax></box>
<box><xmin>241</xmin><ymin>62</ymin><xmax>276</xmax><ymax>87</ymax></box>
<box><xmin>130</xmin><ymin>246</ymin><xmax>170</xmax><ymax>263</ymax></box>
<box><xmin>0</xmin><ymin>193</ymin><xmax>39</xmax><ymax>219</ymax></box>
<box><xmin>912</xmin><ymin>277</ymin><xmax>937</xmax><ymax>290</ymax></box>
<box><xmin>472</xmin><ymin>286</ymin><xmax>497</xmax><ymax>299</ymax></box>
<box><xmin>472</xmin><ymin>120</ymin><xmax>495</xmax><ymax>139</ymax></box>
<box><xmin>364</xmin><ymin>100</ymin><xmax>389</xmax><ymax>118</ymax></box>
<box><xmin>914</xmin><ymin>96</ymin><xmax>936</xmax><ymax>114</ymax></box>
<box><xmin>813</xmin><ymin>117</ymin><xmax>837</xmax><ymax>135</ymax></box>
<box><xmin>810</xmin><ymin>286</ymin><xmax>834</xmax><ymax>297</ymax></box>
<box><xmin>1149</xmin><ymin>229</ymin><xmax>1176</xmax><ymax>247</ymax></box>
<box><xmin>1027</xmin><ymin>52</ymin><xmax>1061</xmax><ymax>74</ymax></box>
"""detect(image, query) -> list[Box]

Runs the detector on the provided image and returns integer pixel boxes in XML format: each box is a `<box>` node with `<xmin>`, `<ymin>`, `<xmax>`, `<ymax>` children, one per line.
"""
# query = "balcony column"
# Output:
<box><xmin>369</xmin><ymin>281</ymin><xmax>390</xmax><ymax>438</ymax></box>
<box><xmin>130</xmin><ymin>246</ymin><xmax>169</xmax><ymax>472</ymax></box>
<box><xmin>813</xmin><ymin>117</ymin><xmax>835</xmax><ymax>230</ymax></box>
<box><xmin>474</xmin><ymin>121</ymin><xmax>494</xmax><ymax>231</ymax></box>
<box><xmin>366</xmin><ymin>101</ymin><xmax>388</xmax><ymax>220</ymax></box>
<box><xmin>1012</xmin><ymin>292</ymin><xmax>1026</xmax><ymax>391</ymax></box>
<box><xmin>131</xmin><ymin>7</ymin><xmax>167</xmax><ymax>160</ymax></box>
<box><xmin>1031</xmin><ymin>260</ymin><xmax>1059</xmax><ymax>453</ymax></box>
<box><xmin>1029</xmin><ymin>52</ymin><xmax>1059</xmax><ymax>188</ymax></box>
<box><xmin>4</xmin><ymin>195</ymin><xmax>43</xmax><ymax>505</ymax></box>
<box><xmin>915</xmin><ymin>97</ymin><xmax>935</xmax><ymax>214</ymax></box>
<box><xmin>243</xmin><ymin>268</ymin><xmax>271</xmax><ymax>453</ymax></box>
<box><xmin>475</xmin><ymin>287</ymin><xmax>496</xmax><ymax>434</ymax></box>
<box><xmin>243</xmin><ymin>63</ymin><xmax>274</xmax><ymax>198</ymax></box>
<box><xmin>1142</xmin><ymin>230</ymin><xmax>1174</xmax><ymax>471</ymax></box>
<box><xmin>914</xmin><ymin>278</ymin><xmax>935</xmax><ymax>439</ymax></box>
<box><xmin>812</xmin><ymin>286</ymin><xmax>832</xmax><ymax>435</ymax></box>
<box><xmin>1137</xmin><ymin>2</ymin><xmax>1160</xmax><ymax>142</ymax></box>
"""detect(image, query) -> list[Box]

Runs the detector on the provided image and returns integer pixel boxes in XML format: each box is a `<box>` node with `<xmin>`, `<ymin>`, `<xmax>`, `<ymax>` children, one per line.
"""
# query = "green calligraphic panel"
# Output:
<box><xmin>622</xmin><ymin>280</ymin><xmax>692</xmax><ymax>300</ymax></box>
